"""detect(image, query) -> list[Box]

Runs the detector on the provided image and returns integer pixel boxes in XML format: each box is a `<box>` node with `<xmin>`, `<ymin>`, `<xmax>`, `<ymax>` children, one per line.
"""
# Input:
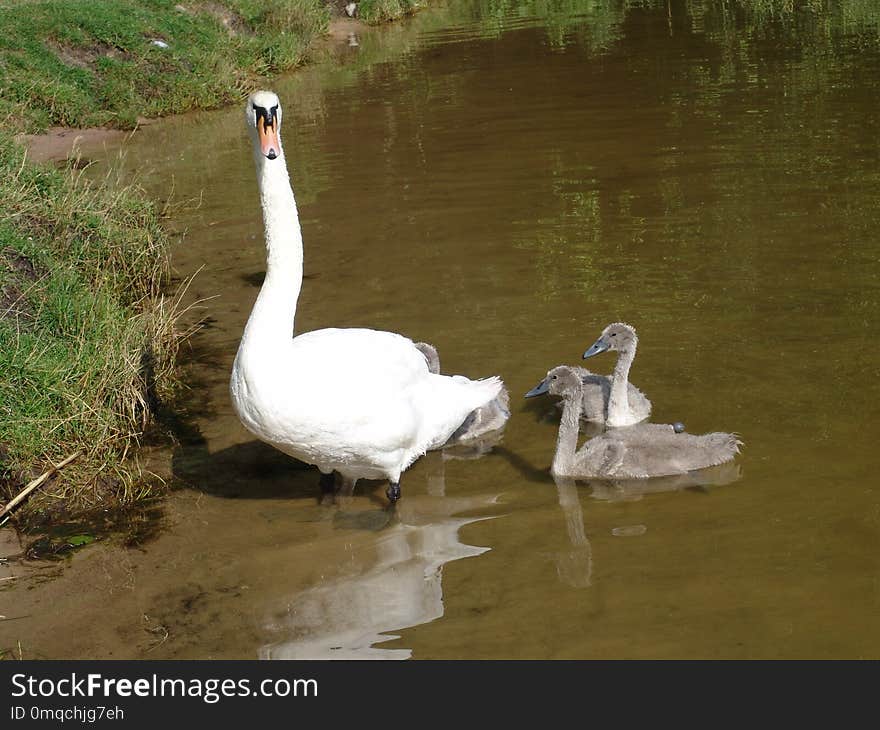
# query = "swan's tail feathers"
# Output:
<box><xmin>454</xmin><ymin>374</ymin><xmax>506</xmax><ymax>410</ymax></box>
<box><xmin>471</xmin><ymin>376</ymin><xmax>510</xmax><ymax>425</ymax></box>
<box><xmin>703</xmin><ymin>431</ymin><xmax>742</xmax><ymax>466</ymax></box>
<box><xmin>493</xmin><ymin>382</ymin><xmax>511</xmax><ymax>415</ymax></box>
<box><xmin>717</xmin><ymin>431</ymin><xmax>744</xmax><ymax>453</ymax></box>
<box><xmin>470</xmin><ymin>374</ymin><xmax>504</xmax><ymax>400</ymax></box>
<box><xmin>448</xmin><ymin>378</ymin><xmax>510</xmax><ymax>445</ymax></box>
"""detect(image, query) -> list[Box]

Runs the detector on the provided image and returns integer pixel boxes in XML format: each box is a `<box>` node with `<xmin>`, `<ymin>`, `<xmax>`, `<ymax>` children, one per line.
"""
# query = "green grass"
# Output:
<box><xmin>0</xmin><ymin>0</ymin><xmax>330</xmax><ymax>132</ymax></box>
<box><xmin>0</xmin><ymin>135</ymin><xmax>182</xmax><ymax>521</ymax></box>
<box><xmin>357</xmin><ymin>0</ymin><xmax>425</xmax><ymax>24</ymax></box>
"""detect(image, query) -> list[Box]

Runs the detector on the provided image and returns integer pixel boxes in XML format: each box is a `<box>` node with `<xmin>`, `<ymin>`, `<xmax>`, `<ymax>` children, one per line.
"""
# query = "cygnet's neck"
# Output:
<box><xmin>239</xmin><ymin>147</ymin><xmax>304</xmax><ymax>353</ymax></box>
<box><xmin>607</xmin><ymin>343</ymin><xmax>636</xmax><ymax>425</ymax></box>
<box><xmin>552</xmin><ymin>386</ymin><xmax>583</xmax><ymax>477</ymax></box>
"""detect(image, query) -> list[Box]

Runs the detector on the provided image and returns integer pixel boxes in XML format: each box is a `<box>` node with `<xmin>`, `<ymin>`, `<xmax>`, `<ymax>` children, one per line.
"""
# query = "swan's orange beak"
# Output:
<box><xmin>258</xmin><ymin>115</ymin><xmax>280</xmax><ymax>160</ymax></box>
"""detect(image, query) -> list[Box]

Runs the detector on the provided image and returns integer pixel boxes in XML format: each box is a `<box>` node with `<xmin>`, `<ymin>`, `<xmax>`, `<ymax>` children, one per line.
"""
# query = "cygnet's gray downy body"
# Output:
<box><xmin>538</xmin><ymin>366</ymin><xmax>741</xmax><ymax>479</ymax></box>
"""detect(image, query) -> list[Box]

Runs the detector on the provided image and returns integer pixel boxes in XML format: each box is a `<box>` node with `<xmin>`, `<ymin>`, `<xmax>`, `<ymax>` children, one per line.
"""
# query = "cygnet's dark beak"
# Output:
<box><xmin>583</xmin><ymin>337</ymin><xmax>610</xmax><ymax>359</ymax></box>
<box><xmin>524</xmin><ymin>378</ymin><xmax>550</xmax><ymax>398</ymax></box>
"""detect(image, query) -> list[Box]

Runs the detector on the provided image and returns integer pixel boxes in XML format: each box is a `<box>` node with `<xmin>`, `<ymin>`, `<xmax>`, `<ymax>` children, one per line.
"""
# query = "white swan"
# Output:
<box><xmin>230</xmin><ymin>91</ymin><xmax>505</xmax><ymax>503</ymax></box>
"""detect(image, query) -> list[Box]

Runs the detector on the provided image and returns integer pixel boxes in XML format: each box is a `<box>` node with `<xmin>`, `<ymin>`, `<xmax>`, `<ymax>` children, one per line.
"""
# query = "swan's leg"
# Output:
<box><xmin>319</xmin><ymin>471</ymin><xmax>336</xmax><ymax>495</ymax></box>
<box><xmin>330</xmin><ymin>476</ymin><xmax>358</xmax><ymax>507</ymax></box>
<box><xmin>386</xmin><ymin>482</ymin><xmax>401</xmax><ymax>503</ymax></box>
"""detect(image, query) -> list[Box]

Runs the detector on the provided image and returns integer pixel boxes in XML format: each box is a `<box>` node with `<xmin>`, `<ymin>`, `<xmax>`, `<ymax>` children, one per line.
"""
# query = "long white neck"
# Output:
<box><xmin>607</xmin><ymin>343</ymin><xmax>635</xmax><ymax>425</ymax></box>
<box><xmin>552</xmin><ymin>389</ymin><xmax>583</xmax><ymax>477</ymax></box>
<box><xmin>239</xmin><ymin>147</ymin><xmax>303</xmax><ymax>354</ymax></box>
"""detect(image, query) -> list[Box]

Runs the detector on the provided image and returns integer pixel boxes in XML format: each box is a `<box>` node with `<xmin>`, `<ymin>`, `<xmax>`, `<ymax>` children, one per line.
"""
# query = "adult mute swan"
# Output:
<box><xmin>230</xmin><ymin>91</ymin><xmax>504</xmax><ymax>503</ymax></box>
<box><xmin>538</xmin><ymin>366</ymin><xmax>741</xmax><ymax>479</ymax></box>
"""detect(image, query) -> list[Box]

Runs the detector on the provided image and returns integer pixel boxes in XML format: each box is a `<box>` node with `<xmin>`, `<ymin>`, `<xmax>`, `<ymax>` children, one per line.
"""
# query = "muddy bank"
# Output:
<box><xmin>326</xmin><ymin>16</ymin><xmax>368</xmax><ymax>42</ymax></box>
<box><xmin>0</xmin><ymin>457</ymin><xmax>501</xmax><ymax>659</ymax></box>
<box><xmin>17</xmin><ymin>126</ymin><xmax>133</xmax><ymax>165</ymax></box>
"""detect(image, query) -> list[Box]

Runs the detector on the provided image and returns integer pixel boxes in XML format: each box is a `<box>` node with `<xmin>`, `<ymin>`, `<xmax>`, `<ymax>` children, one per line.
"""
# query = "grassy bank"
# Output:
<box><xmin>358</xmin><ymin>0</ymin><xmax>425</xmax><ymax>24</ymax></box>
<box><xmin>0</xmin><ymin>0</ymin><xmax>351</xmax><ymax>525</ymax></box>
<box><xmin>0</xmin><ymin>135</ymin><xmax>182</xmax><ymax>524</ymax></box>
<box><xmin>0</xmin><ymin>0</ymin><xmax>436</xmax><ymax>525</ymax></box>
<box><xmin>0</xmin><ymin>0</ymin><xmax>330</xmax><ymax>132</ymax></box>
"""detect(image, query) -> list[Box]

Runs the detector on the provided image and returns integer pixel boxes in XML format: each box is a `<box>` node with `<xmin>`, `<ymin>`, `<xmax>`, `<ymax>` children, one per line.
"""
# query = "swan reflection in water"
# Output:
<box><xmin>261</xmin><ymin>455</ymin><xmax>500</xmax><ymax>659</ymax></box>
<box><xmin>549</xmin><ymin>462</ymin><xmax>742</xmax><ymax>589</ymax></box>
<box><xmin>584</xmin><ymin>461</ymin><xmax>743</xmax><ymax>502</ymax></box>
<box><xmin>551</xmin><ymin>477</ymin><xmax>593</xmax><ymax>588</ymax></box>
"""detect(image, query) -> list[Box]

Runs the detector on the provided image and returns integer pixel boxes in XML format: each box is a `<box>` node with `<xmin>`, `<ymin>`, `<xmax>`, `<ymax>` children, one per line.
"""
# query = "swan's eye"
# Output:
<box><xmin>611</xmin><ymin>333</ymin><xmax>617</xmax><ymax>337</ymax></box>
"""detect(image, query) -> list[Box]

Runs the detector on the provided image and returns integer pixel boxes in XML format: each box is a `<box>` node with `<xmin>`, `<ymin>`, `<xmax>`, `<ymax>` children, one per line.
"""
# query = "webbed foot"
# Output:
<box><xmin>386</xmin><ymin>482</ymin><xmax>401</xmax><ymax>503</ymax></box>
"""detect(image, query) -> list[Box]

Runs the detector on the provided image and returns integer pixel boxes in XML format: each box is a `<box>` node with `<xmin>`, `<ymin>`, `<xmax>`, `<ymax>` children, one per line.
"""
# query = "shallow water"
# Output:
<box><xmin>6</xmin><ymin>0</ymin><xmax>880</xmax><ymax>659</ymax></box>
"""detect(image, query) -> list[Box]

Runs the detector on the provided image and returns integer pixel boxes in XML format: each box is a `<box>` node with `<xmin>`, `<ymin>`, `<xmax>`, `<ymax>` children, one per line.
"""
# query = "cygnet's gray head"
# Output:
<box><xmin>245</xmin><ymin>90</ymin><xmax>283</xmax><ymax>161</ymax></box>
<box><xmin>525</xmin><ymin>365</ymin><xmax>583</xmax><ymax>399</ymax></box>
<box><xmin>582</xmin><ymin>322</ymin><xmax>638</xmax><ymax>360</ymax></box>
<box><xmin>414</xmin><ymin>342</ymin><xmax>440</xmax><ymax>375</ymax></box>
